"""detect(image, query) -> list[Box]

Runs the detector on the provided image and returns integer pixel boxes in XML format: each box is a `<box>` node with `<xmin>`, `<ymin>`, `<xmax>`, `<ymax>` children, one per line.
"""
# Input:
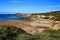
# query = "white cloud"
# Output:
<box><xmin>49</xmin><ymin>5</ymin><xmax>60</xmax><ymax>8</ymax></box>
<box><xmin>10</xmin><ymin>0</ymin><xmax>33</xmax><ymax>3</ymax></box>
<box><xmin>10</xmin><ymin>0</ymin><xmax>24</xmax><ymax>3</ymax></box>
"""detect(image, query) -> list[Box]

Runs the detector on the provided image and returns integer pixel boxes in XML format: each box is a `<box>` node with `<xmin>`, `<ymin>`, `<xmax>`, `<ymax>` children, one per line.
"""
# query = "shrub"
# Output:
<box><xmin>0</xmin><ymin>25</ymin><xmax>60</xmax><ymax>40</ymax></box>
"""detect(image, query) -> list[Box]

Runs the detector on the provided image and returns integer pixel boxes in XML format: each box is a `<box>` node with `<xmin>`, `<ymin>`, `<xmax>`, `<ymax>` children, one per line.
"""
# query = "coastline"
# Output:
<box><xmin>0</xmin><ymin>14</ymin><xmax>25</xmax><ymax>22</ymax></box>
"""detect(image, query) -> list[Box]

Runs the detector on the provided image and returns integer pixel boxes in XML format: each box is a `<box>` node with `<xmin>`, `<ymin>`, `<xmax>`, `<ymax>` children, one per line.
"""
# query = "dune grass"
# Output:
<box><xmin>0</xmin><ymin>25</ymin><xmax>60</xmax><ymax>40</ymax></box>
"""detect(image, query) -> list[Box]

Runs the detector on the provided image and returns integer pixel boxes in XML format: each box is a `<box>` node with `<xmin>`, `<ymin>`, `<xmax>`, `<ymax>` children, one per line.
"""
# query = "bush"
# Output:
<box><xmin>0</xmin><ymin>25</ymin><xmax>24</xmax><ymax>40</ymax></box>
<box><xmin>0</xmin><ymin>25</ymin><xmax>60</xmax><ymax>40</ymax></box>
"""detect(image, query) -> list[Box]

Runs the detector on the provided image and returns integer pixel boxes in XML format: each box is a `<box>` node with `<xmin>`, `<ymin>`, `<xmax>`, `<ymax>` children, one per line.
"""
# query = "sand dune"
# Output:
<box><xmin>0</xmin><ymin>20</ymin><xmax>52</xmax><ymax>35</ymax></box>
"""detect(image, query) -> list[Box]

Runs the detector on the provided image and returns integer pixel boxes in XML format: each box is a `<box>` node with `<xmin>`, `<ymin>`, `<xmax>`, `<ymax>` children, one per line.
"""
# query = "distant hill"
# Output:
<box><xmin>40</xmin><ymin>11</ymin><xmax>60</xmax><ymax>16</ymax></box>
<box><xmin>32</xmin><ymin>11</ymin><xmax>60</xmax><ymax>16</ymax></box>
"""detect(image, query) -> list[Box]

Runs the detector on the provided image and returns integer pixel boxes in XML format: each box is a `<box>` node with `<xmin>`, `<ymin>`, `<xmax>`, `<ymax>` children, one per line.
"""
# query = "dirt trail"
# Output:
<box><xmin>0</xmin><ymin>20</ymin><xmax>39</xmax><ymax>35</ymax></box>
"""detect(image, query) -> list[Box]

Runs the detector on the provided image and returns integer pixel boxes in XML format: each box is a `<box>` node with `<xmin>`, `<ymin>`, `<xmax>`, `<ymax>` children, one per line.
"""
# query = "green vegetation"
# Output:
<box><xmin>31</xmin><ymin>11</ymin><xmax>60</xmax><ymax>16</ymax></box>
<box><xmin>31</xmin><ymin>11</ymin><xmax>60</xmax><ymax>21</ymax></box>
<box><xmin>0</xmin><ymin>25</ymin><xmax>60</xmax><ymax>40</ymax></box>
<box><xmin>0</xmin><ymin>25</ymin><xmax>27</xmax><ymax>40</ymax></box>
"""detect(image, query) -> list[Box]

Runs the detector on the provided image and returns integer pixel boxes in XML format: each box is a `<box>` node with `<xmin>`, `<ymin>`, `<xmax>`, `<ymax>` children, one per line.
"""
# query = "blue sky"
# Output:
<box><xmin>0</xmin><ymin>0</ymin><xmax>60</xmax><ymax>13</ymax></box>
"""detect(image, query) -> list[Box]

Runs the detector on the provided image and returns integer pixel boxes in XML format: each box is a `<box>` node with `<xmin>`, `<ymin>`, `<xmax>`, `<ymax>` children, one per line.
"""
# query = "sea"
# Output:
<box><xmin>0</xmin><ymin>14</ymin><xmax>25</xmax><ymax>22</ymax></box>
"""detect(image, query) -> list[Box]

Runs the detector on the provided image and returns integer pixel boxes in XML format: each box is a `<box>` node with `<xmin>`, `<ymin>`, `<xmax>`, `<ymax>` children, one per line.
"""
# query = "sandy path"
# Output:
<box><xmin>0</xmin><ymin>20</ymin><xmax>38</xmax><ymax>35</ymax></box>
<box><xmin>0</xmin><ymin>20</ymin><xmax>49</xmax><ymax>35</ymax></box>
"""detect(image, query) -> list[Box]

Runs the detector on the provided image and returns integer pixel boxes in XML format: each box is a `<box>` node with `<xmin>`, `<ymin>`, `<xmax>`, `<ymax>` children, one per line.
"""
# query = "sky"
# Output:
<box><xmin>0</xmin><ymin>0</ymin><xmax>60</xmax><ymax>13</ymax></box>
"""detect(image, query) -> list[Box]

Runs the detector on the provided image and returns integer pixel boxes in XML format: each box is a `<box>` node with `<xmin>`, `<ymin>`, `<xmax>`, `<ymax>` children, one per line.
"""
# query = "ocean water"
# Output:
<box><xmin>0</xmin><ymin>14</ymin><xmax>25</xmax><ymax>22</ymax></box>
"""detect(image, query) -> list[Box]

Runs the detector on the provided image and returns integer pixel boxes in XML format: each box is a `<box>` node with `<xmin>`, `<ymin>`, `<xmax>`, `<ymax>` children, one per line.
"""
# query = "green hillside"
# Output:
<box><xmin>32</xmin><ymin>11</ymin><xmax>60</xmax><ymax>16</ymax></box>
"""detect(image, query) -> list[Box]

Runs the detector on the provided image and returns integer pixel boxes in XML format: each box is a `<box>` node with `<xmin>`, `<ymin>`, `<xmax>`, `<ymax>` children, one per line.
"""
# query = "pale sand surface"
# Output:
<box><xmin>0</xmin><ymin>20</ymin><xmax>38</xmax><ymax>35</ymax></box>
<box><xmin>0</xmin><ymin>20</ymin><xmax>49</xmax><ymax>35</ymax></box>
